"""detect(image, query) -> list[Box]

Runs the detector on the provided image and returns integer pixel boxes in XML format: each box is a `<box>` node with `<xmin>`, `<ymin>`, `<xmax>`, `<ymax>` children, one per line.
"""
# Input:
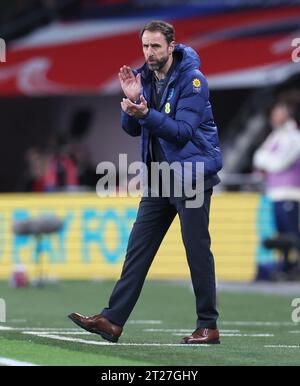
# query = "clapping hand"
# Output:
<box><xmin>119</xmin><ymin>65</ymin><xmax>142</xmax><ymax>102</ymax></box>
<box><xmin>121</xmin><ymin>95</ymin><xmax>149</xmax><ymax>119</ymax></box>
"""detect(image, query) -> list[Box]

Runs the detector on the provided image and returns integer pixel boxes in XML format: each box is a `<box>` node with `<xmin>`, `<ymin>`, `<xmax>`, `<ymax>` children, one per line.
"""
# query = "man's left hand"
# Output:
<box><xmin>121</xmin><ymin>95</ymin><xmax>149</xmax><ymax>119</ymax></box>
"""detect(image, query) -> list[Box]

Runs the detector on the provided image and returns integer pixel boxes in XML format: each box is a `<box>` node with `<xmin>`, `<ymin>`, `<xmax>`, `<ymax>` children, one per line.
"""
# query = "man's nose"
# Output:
<box><xmin>146</xmin><ymin>47</ymin><xmax>155</xmax><ymax>55</ymax></box>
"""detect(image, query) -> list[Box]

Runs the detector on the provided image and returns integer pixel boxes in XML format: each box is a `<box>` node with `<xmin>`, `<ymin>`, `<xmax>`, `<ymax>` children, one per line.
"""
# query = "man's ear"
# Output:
<box><xmin>169</xmin><ymin>41</ymin><xmax>175</xmax><ymax>54</ymax></box>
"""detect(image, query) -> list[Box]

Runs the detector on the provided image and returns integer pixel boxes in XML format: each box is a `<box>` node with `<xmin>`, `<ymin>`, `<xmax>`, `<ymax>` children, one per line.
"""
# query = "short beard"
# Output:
<box><xmin>147</xmin><ymin>55</ymin><xmax>169</xmax><ymax>71</ymax></box>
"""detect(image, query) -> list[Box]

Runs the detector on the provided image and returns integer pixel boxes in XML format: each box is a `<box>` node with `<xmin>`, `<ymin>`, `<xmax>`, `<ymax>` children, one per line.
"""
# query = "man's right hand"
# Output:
<box><xmin>119</xmin><ymin>65</ymin><xmax>141</xmax><ymax>102</ymax></box>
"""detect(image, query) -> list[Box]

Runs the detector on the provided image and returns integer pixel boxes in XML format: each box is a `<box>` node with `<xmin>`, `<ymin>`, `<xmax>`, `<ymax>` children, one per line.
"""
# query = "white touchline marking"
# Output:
<box><xmin>18</xmin><ymin>328</ymin><xmax>82</xmax><ymax>331</ymax></box>
<box><xmin>143</xmin><ymin>329</ymin><xmax>240</xmax><ymax>333</ymax></box>
<box><xmin>289</xmin><ymin>331</ymin><xmax>300</xmax><ymax>333</ymax></box>
<box><xmin>144</xmin><ymin>329</ymin><xmax>194</xmax><ymax>333</ymax></box>
<box><xmin>23</xmin><ymin>331</ymin><xmax>91</xmax><ymax>335</ymax></box>
<box><xmin>220</xmin><ymin>333</ymin><xmax>274</xmax><ymax>337</ymax></box>
<box><xmin>265</xmin><ymin>345</ymin><xmax>300</xmax><ymax>349</ymax></box>
<box><xmin>0</xmin><ymin>326</ymin><xmax>84</xmax><ymax>332</ymax></box>
<box><xmin>221</xmin><ymin>321</ymin><xmax>297</xmax><ymax>326</ymax></box>
<box><xmin>0</xmin><ymin>326</ymin><xmax>15</xmax><ymax>331</ymax></box>
<box><xmin>172</xmin><ymin>333</ymin><xmax>274</xmax><ymax>337</ymax></box>
<box><xmin>22</xmin><ymin>333</ymin><xmax>211</xmax><ymax>347</ymax></box>
<box><xmin>128</xmin><ymin>320</ymin><xmax>162</xmax><ymax>324</ymax></box>
<box><xmin>0</xmin><ymin>357</ymin><xmax>38</xmax><ymax>366</ymax></box>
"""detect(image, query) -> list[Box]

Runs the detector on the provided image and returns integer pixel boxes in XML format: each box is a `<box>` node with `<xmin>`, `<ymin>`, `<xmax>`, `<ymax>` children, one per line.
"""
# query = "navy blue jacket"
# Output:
<box><xmin>121</xmin><ymin>44</ymin><xmax>222</xmax><ymax>183</ymax></box>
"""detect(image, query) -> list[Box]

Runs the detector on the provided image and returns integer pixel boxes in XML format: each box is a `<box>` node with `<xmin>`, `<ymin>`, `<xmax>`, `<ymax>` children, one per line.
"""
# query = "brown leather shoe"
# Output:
<box><xmin>181</xmin><ymin>328</ymin><xmax>220</xmax><ymax>344</ymax></box>
<box><xmin>68</xmin><ymin>313</ymin><xmax>122</xmax><ymax>343</ymax></box>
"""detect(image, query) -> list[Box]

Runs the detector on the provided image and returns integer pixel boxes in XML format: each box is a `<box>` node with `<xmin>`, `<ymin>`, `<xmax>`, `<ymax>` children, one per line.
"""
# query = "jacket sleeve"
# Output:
<box><xmin>253</xmin><ymin>129</ymin><xmax>300</xmax><ymax>173</ymax></box>
<box><xmin>138</xmin><ymin>72</ymin><xmax>208</xmax><ymax>145</ymax></box>
<box><xmin>121</xmin><ymin>111</ymin><xmax>142</xmax><ymax>137</ymax></box>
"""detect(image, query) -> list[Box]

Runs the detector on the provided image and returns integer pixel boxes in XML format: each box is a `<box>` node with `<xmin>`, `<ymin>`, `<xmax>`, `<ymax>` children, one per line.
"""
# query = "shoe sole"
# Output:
<box><xmin>67</xmin><ymin>314</ymin><xmax>118</xmax><ymax>343</ymax></box>
<box><xmin>182</xmin><ymin>339</ymin><xmax>220</xmax><ymax>345</ymax></box>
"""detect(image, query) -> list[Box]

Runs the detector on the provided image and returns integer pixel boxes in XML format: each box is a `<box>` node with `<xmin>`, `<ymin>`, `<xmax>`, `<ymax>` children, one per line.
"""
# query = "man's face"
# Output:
<box><xmin>270</xmin><ymin>105</ymin><xmax>290</xmax><ymax>129</ymax></box>
<box><xmin>141</xmin><ymin>30</ymin><xmax>174</xmax><ymax>71</ymax></box>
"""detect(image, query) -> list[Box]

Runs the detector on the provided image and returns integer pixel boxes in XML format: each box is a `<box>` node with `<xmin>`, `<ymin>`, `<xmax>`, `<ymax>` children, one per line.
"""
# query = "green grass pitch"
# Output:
<box><xmin>0</xmin><ymin>280</ymin><xmax>300</xmax><ymax>366</ymax></box>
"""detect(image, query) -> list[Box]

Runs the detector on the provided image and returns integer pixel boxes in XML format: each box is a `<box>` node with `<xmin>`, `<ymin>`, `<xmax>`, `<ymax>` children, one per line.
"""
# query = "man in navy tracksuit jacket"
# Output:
<box><xmin>69</xmin><ymin>20</ymin><xmax>222</xmax><ymax>345</ymax></box>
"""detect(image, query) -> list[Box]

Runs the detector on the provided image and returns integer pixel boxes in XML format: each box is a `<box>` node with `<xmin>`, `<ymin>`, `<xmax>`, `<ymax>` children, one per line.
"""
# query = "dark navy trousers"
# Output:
<box><xmin>101</xmin><ymin>189</ymin><xmax>218</xmax><ymax>329</ymax></box>
<box><xmin>273</xmin><ymin>201</ymin><xmax>300</xmax><ymax>272</ymax></box>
